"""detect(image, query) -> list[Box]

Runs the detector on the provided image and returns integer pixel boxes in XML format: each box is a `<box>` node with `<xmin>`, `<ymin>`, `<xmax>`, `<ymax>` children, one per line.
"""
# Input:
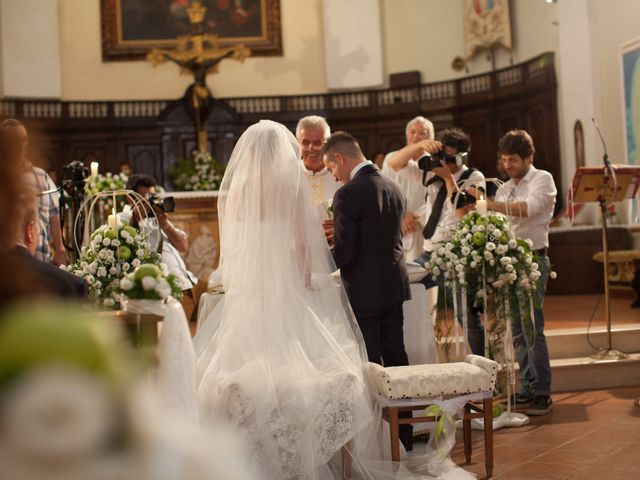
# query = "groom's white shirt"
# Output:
<box><xmin>350</xmin><ymin>160</ymin><xmax>373</xmax><ymax>180</ymax></box>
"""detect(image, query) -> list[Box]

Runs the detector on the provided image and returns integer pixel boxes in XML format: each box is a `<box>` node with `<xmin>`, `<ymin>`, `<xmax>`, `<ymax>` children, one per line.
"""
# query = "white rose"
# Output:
<box><xmin>486</xmin><ymin>242</ymin><xmax>496</xmax><ymax>251</ymax></box>
<box><xmin>550</xmin><ymin>271</ymin><xmax>558</xmax><ymax>279</ymax></box>
<box><xmin>126</xmin><ymin>237</ymin><xmax>134</xmax><ymax>244</ymax></box>
<box><xmin>506</xmin><ymin>264</ymin><xmax>514</xmax><ymax>272</ymax></box>
<box><xmin>501</xmin><ymin>257</ymin><xmax>512</xmax><ymax>265</ymax></box>
<box><xmin>102</xmin><ymin>238</ymin><xmax>111</xmax><ymax>247</ymax></box>
<box><xmin>517</xmin><ymin>246</ymin><xmax>525</xmax><ymax>253</ymax></box>
<box><xmin>97</xmin><ymin>267</ymin><xmax>107</xmax><ymax>278</ymax></box>
<box><xmin>136</xmin><ymin>249</ymin><xmax>145</xmax><ymax>257</ymax></box>
<box><xmin>489</xmin><ymin>260</ymin><xmax>495</xmax><ymax>267</ymax></box>
<box><xmin>109</xmin><ymin>267</ymin><xmax>118</xmax><ymax>275</ymax></box>
<box><xmin>111</xmin><ymin>239</ymin><xmax>120</xmax><ymax>247</ymax></box>
<box><xmin>120</xmin><ymin>230</ymin><xmax>130</xmax><ymax>238</ymax></box>
<box><xmin>82</xmin><ymin>264</ymin><xmax>92</xmax><ymax>274</ymax></box>
<box><xmin>155</xmin><ymin>279</ymin><xmax>172</xmax><ymax>299</ymax></box>
<box><xmin>461</xmin><ymin>246</ymin><xmax>471</xmax><ymax>256</ymax></box>
<box><xmin>103</xmin><ymin>298</ymin><xmax>115</xmax><ymax>307</ymax></box>
<box><xmin>85</xmin><ymin>275</ymin><xmax>95</xmax><ymax>285</ymax></box>
<box><xmin>122</xmin><ymin>263</ymin><xmax>130</xmax><ymax>272</ymax></box>
<box><xmin>477</xmin><ymin>225</ymin><xmax>485</xmax><ymax>232</ymax></box>
<box><xmin>141</xmin><ymin>276</ymin><xmax>157</xmax><ymax>291</ymax></box>
<box><xmin>132</xmin><ymin>259</ymin><xmax>141</xmax><ymax>268</ymax></box>
<box><xmin>455</xmin><ymin>264</ymin><xmax>464</xmax><ymax>272</ymax></box>
<box><xmin>492</xmin><ymin>280</ymin><xmax>504</xmax><ymax>288</ymax></box>
<box><xmin>120</xmin><ymin>277</ymin><xmax>134</xmax><ymax>290</ymax></box>
<box><xmin>470</xmin><ymin>261</ymin><xmax>477</xmax><ymax>268</ymax></box>
<box><xmin>0</xmin><ymin>366</ymin><xmax>115</xmax><ymax>461</ymax></box>
<box><xmin>508</xmin><ymin>239</ymin><xmax>517</xmax><ymax>249</ymax></box>
<box><xmin>93</xmin><ymin>235</ymin><xmax>102</xmax><ymax>244</ymax></box>
<box><xmin>531</xmin><ymin>262</ymin><xmax>539</xmax><ymax>270</ymax></box>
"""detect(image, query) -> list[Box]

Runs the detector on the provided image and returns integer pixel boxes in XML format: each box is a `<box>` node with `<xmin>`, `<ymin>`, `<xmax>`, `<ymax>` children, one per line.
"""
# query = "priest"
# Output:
<box><xmin>296</xmin><ymin>116</ymin><xmax>340</xmax><ymax>207</ymax></box>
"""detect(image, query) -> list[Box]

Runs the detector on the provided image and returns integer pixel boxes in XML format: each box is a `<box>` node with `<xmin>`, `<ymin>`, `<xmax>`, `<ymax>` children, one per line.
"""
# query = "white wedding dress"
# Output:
<box><xmin>194</xmin><ymin>120</ymin><xmax>475</xmax><ymax>480</ymax></box>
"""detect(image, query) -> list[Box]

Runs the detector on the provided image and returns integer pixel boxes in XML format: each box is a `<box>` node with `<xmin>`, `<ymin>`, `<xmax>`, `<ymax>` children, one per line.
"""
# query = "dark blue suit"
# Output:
<box><xmin>331</xmin><ymin>163</ymin><xmax>411</xmax><ymax>366</ymax></box>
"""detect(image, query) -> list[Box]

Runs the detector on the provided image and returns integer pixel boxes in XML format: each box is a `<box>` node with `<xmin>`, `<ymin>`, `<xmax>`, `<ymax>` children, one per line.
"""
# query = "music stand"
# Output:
<box><xmin>572</xmin><ymin>165</ymin><xmax>640</xmax><ymax>360</ymax></box>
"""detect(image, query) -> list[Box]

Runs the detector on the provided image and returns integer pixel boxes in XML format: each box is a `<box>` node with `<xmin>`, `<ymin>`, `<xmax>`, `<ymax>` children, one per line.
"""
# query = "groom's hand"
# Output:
<box><xmin>323</xmin><ymin>219</ymin><xmax>334</xmax><ymax>246</ymax></box>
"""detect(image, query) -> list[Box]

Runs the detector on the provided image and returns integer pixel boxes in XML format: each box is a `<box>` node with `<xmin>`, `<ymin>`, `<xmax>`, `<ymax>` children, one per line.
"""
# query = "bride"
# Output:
<box><xmin>194</xmin><ymin>120</ymin><xmax>475</xmax><ymax>480</ymax></box>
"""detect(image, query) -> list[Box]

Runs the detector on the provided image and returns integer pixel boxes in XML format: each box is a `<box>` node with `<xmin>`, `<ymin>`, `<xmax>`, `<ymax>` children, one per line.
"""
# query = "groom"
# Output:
<box><xmin>323</xmin><ymin>132</ymin><xmax>413</xmax><ymax>448</ymax></box>
<box><xmin>323</xmin><ymin>132</ymin><xmax>411</xmax><ymax>364</ymax></box>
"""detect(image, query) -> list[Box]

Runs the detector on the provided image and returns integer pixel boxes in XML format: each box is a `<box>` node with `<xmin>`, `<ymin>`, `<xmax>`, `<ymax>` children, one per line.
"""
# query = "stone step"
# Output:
<box><xmin>550</xmin><ymin>353</ymin><xmax>640</xmax><ymax>392</ymax></box>
<box><xmin>546</xmin><ymin>323</ymin><xmax>640</xmax><ymax>359</ymax></box>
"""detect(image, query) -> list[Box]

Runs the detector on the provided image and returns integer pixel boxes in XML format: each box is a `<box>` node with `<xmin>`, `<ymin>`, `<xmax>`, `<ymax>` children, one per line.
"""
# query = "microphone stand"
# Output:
<box><xmin>590</xmin><ymin>118</ymin><xmax>628</xmax><ymax>360</ymax></box>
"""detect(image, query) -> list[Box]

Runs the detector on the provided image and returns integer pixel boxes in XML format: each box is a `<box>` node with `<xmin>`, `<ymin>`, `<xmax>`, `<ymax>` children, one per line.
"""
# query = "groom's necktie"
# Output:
<box><xmin>422</xmin><ymin>181</ymin><xmax>447</xmax><ymax>240</ymax></box>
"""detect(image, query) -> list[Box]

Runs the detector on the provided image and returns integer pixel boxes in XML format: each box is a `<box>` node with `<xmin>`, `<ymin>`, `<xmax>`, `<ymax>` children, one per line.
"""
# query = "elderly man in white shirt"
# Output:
<box><xmin>296</xmin><ymin>116</ymin><xmax>340</xmax><ymax>207</ymax></box>
<box><xmin>483</xmin><ymin>129</ymin><xmax>557</xmax><ymax>416</ymax></box>
<box><xmin>387</xmin><ymin>128</ymin><xmax>486</xmax><ymax>355</ymax></box>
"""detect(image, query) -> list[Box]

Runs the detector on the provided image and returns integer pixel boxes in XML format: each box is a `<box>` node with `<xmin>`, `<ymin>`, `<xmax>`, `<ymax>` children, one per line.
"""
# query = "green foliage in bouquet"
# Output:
<box><xmin>425</xmin><ymin>211</ymin><xmax>555</xmax><ymax>362</ymax></box>
<box><xmin>63</xmin><ymin>222</ymin><xmax>160</xmax><ymax>308</ymax></box>
<box><xmin>170</xmin><ymin>149</ymin><xmax>223</xmax><ymax>191</ymax></box>
<box><xmin>118</xmin><ymin>263</ymin><xmax>183</xmax><ymax>302</ymax></box>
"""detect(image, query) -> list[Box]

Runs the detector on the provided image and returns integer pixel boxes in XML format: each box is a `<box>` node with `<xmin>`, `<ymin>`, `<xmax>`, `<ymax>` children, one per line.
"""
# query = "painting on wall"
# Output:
<box><xmin>621</xmin><ymin>37</ymin><xmax>640</xmax><ymax>166</ymax></box>
<box><xmin>101</xmin><ymin>0</ymin><xmax>282</xmax><ymax>61</ymax></box>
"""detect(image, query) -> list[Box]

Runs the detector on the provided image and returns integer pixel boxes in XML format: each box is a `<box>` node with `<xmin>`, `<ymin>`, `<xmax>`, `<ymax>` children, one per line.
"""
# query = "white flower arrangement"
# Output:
<box><xmin>170</xmin><ymin>149</ymin><xmax>223</xmax><ymax>191</ymax></box>
<box><xmin>62</xmin><ymin>222</ymin><xmax>160</xmax><ymax>308</ymax></box>
<box><xmin>425</xmin><ymin>211</ymin><xmax>556</xmax><ymax>360</ymax></box>
<box><xmin>118</xmin><ymin>263</ymin><xmax>183</xmax><ymax>302</ymax></box>
<box><xmin>84</xmin><ymin>172</ymin><xmax>128</xmax><ymax>197</ymax></box>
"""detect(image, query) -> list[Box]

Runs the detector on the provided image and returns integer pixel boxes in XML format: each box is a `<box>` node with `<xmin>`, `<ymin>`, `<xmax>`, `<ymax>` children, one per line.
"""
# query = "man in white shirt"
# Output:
<box><xmin>485</xmin><ymin>129</ymin><xmax>557</xmax><ymax>416</ymax></box>
<box><xmin>296</xmin><ymin>115</ymin><xmax>340</xmax><ymax>207</ymax></box>
<box><xmin>387</xmin><ymin>128</ymin><xmax>486</xmax><ymax>355</ymax></box>
<box><xmin>382</xmin><ymin>116</ymin><xmax>432</xmax><ymax>260</ymax></box>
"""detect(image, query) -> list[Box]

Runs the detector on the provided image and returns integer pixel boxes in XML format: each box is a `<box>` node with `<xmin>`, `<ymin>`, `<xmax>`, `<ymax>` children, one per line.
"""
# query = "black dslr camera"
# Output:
<box><xmin>61</xmin><ymin>160</ymin><xmax>89</xmax><ymax>196</ymax></box>
<box><xmin>147</xmin><ymin>193</ymin><xmax>176</xmax><ymax>213</ymax></box>
<box><xmin>417</xmin><ymin>151</ymin><xmax>468</xmax><ymax>173</ymax></box>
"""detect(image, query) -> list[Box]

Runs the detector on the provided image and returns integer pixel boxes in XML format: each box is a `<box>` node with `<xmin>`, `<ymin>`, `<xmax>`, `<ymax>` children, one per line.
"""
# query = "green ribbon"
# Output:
<box><xmin>424</xmin><ymin>405</ymin><xmax>456</xmax><ymax>458</ymax></box>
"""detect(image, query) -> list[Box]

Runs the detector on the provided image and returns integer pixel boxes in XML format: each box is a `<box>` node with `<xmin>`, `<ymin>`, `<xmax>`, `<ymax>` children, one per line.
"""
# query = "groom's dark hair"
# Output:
<box><xmin>322</xmin><ymin>131</ymin><xmax>364</xmax><ymax>162</ymax></box>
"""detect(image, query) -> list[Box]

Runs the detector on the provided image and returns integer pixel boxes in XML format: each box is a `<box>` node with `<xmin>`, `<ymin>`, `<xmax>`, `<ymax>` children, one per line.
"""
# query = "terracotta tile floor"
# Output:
<box><xmin>436</xmin><ymin>386</ymin><xmax>640</xmax><ymax>479</ymax></box>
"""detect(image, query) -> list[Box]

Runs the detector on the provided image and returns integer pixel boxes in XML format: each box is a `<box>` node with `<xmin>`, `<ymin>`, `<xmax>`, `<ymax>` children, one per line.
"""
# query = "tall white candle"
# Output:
<box><xmin>107</xmin><ymin>214</ymin><xmax>117</xmax><ymax>228</ymax></box>
<box><xmin>476</xmin><ymin>196</ymin><xmax>488</xmax><ymax>215</ymax></box>
<box><xmin>90</xmin><ymin>162</ymin><xmax>99</xmax><ymax>178</ymax></box>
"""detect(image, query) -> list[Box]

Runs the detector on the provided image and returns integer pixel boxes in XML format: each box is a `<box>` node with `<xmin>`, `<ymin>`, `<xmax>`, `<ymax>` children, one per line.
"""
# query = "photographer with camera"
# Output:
<box><xmin>120</xmin><ymin>175</ymin><xmax>197</xmax><ymax>310</ymax></box>
<box><xmin>382</xmin><ymin>116</ymin><xmax>433</xmax><ymax>260</ymax></box>
<box><xmin>388</xmin><ymin>128</ymin><xmax>486</xmax><ymax>356</ymax></box>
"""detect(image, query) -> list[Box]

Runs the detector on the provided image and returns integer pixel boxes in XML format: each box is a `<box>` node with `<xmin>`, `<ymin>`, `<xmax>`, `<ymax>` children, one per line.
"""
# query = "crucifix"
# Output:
<box><xmin>147</xmin><ymin>0</ymin><xmax>251</xmax><ymax>153</ymax></box>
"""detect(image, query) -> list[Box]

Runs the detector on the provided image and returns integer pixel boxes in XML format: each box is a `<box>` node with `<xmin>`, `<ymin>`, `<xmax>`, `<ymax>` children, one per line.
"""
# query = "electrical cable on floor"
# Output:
<box><xmin>585</xmin><ymin>294</ymin><xmax>604</xmax><ymax>351</ymax></box>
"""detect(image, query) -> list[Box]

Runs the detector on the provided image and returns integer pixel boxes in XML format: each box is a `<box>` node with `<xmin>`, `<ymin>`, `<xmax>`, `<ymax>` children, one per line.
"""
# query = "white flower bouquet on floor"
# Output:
<box><xmin>63</xmin><ymin>222</ymin><xmax>161</xmax><ymax>308</ymax></box>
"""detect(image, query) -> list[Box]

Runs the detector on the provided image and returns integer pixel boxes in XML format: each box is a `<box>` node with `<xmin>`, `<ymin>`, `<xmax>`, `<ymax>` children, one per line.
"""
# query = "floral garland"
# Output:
<box><xmin>425</xmin><ymin>211</ymin><xmax>556</xmax><ymax>365</ymax></box>
<box><xmin>170</xmin><ymin>149</ymin><xmax>223</xmax><ymax>191</ymax></box>
<box><xmin>63</xmin><ymin>222</ymin><xmax>161</xmax><ymax>308</ymax></box>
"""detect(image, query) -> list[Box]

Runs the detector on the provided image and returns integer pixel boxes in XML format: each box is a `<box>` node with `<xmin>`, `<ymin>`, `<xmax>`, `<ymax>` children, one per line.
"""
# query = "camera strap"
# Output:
<box><xmin>422</xmin><ymin>167</ymin><xmax>476</xmax><ymax>240</ymax></box>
